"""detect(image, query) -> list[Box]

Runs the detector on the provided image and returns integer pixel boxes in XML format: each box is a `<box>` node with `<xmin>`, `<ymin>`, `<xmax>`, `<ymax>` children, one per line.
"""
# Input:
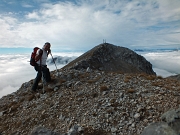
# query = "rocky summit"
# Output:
<box><xmin>62</xmin><ymin>43</ymin><xmax>156</xmax><ymax>75</ymax></box>
<box><xmin>0</xmin><ymin>44</ymin><xmax>180</xmax><ymax>135</ymax></box>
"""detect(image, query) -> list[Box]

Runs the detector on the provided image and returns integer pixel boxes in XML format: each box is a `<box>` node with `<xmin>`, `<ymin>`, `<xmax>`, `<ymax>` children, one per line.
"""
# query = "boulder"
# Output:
<box><xmin>161</xmin><ymin>108</ymin><xmax>180</xmax><ymax>134</ymax></box>
<box><xmin>141</xmin><ymin>122</ymin><xmax>177</xmax><ymax>135</ymax></box>
<box><xmin>141</xmin><ymin>107</ymin><xmax>180</xmax><ymax>135</ymax></box>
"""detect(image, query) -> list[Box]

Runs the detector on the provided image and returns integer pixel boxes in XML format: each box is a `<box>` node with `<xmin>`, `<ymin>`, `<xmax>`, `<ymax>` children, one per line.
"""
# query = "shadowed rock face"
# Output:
<box><xmin>62</xmin><ymin>43</ymin><xmax>156</xmax><ymax>75</ymax></box>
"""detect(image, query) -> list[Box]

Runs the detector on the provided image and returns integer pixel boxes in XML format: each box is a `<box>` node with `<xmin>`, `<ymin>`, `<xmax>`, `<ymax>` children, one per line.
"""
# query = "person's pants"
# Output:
<box><xmin>31</xmin><ymin>64</ymin><xmax>51</xmax><ymax>91</ymax></box>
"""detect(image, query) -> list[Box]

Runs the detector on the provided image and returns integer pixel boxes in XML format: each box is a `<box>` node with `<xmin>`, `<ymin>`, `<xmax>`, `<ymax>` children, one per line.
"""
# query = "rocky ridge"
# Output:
<box><xmin>62</xmin><ymin>43</ymin><xmax>156</xmax><ymax>75</ymax></box>
<box><xmin>168</xmin><ymin>74</ymin><xmax>180</xmax><ymax>81</ymax></box>
<box><xmin>0</xmin><ymin>68</ymin><xmax>180</xmax><ymax>135</ymax></box>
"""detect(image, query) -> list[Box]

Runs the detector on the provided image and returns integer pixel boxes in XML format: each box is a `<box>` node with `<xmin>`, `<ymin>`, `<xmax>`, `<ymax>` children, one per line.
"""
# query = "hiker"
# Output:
<box><xmin>31</xmin><ymin>42</ymin><xmax>51</xmax><ymax>92</ymax></box>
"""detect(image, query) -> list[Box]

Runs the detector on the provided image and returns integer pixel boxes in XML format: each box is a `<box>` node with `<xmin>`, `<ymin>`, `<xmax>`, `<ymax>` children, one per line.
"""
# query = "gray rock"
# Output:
<box><xmin>86</xmin><ymin>67</ymin><xmax>91</xmax><ymax>72</ymax></box>
<box><xmin>54</xmin><ymin>87</ymin><xmax>59</xmax><ymax>91</ymax></box>
<box><xmin>134</xmin><ymin>113</ymin><xmax>140</xmax><ymax>119</ymax></box>
<box><xmin>141</xmin><ymin>122</ymin><xmax>178</xmax><ymax>135</ymax></box>
<box><xmin>161</xmin><ymin>108</ymin><xmax>180</xmax><ymax>123</ymax></box>
<box><xmin>141</xmin><ymin>107</ymin><xmax>180</xmax><ymax>135</ymax></box>
<box><xmin>30</xmin><ymin>126</ymin><xmax>61</xmax><ymax>135</ymax></box>
<box><xmin>67</xmin><ymin>125</ymin><xmax>83</xmax><ymax>135</ymax></box>
<box><xmin>0</xmin><ymin>111</ymin><xmax>3</xmax><ymax>116</ymax></box>
<box><xmin>111</xmin><ymin>127</ymin><xmax>117</xmax><ymax>133</ymax></box>
<box><xmin>161</xmin><ymin>108</ymin><xmax>180</xmax><ymax>134</ymax></box>
<box><xmin>66</xmin><ymin>82</ymin><xmax>72</xmax><ymax>88</ymax></box>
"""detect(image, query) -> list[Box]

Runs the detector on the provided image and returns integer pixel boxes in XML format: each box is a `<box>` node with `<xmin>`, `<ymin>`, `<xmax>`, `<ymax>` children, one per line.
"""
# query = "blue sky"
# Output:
<box><xmin>0</xmin><ymin>0</ymin><xmax>180</xmax><ymax>51</ymax></box>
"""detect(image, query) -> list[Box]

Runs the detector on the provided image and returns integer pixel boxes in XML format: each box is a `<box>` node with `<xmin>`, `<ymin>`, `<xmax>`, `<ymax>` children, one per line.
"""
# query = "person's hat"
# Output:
<box><xmin>45</xmin><ymin>42</ymin><xmax>51</xmax><ymax>46</ymax></box>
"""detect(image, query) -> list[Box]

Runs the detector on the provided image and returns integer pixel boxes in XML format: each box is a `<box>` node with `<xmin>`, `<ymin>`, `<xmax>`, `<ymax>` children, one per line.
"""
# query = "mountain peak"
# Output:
<box><xmin>62</xmin><ymin>43</ymin><xmax>156</xmax><ymax>75</ymax></box>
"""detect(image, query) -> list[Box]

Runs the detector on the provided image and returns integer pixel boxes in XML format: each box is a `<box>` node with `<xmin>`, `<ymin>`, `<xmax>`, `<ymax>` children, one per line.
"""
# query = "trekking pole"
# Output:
<box><xmin>50</xmin><ymin>53</ymin><xmax>59</xmax><ymax>76</ymax></box>
<box><xmin>41</xmin><ymin>71</ymin><xmax>45</xmax><ymax>94</ymax></box>
<box><xmin>40</xmin><ymin>58</ymin><xmax>45</xmax><ymax>94</ymax></box>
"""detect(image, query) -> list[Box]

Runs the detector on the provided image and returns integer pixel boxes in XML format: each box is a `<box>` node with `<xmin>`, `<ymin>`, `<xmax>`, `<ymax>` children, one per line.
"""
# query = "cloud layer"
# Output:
<box><xmin>0</xmin><ymin>0</ymin><xmax>180</xmax><ymax>50</ymax></box>
<box><xmin>141</xmin><ymin>51</ymin><xmax>180</xmax><ymax>75</ymax></box>
<box><xmin>0</xmin><ymin>50</ymin><xmax>180</xmax><ymax>98</ymax></box>
<box><xmin>0</xmin><ymin>52</ymin><xmax>82</xmax><ymax>98</ymax></box>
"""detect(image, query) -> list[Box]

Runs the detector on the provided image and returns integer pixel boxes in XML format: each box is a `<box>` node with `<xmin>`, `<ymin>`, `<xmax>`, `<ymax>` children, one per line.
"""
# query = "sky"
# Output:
<box><xmin>0</xmin><ymin>0</ymin><xmax>180</xmax><ymax>98</ymax></box>
<box><xmin>0</xmin><ymin>0</ymin><xmax>180</xmax><ymax>51</ymax></box>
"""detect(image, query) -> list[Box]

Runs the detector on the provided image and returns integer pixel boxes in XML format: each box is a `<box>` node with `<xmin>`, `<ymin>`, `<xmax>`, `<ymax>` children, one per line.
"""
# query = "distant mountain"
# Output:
<box><xmin>134</xmin><ymin>48</ymin><xmax>178</xmax><ymax>53</ymax></box>
<box><xmin>62</xmin><ymin>43</ymin><xmax>156</xmax><ymax>75</ymax></box>
<box><xmin>47</xmin><ymin>56</ymin><xmax>77</xmax><ymax>65</ymax></box>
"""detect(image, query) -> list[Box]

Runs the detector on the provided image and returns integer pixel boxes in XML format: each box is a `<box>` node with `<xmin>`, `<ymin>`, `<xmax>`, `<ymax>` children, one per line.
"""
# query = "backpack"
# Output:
<box><xmin>30</xmin><ymin>47</ymin><xmax>42</xmax><ymax>66</ymax></box>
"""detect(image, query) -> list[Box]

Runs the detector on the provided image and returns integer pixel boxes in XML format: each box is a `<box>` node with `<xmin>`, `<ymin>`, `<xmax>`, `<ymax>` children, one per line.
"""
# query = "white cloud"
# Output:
<box><xmin>153</xmin><ymin>68</ymin><xmax>176</xmax><ymax>78</ymax></box>
<box><xmin>0</xmin><ymin>85</ymin><xmax>20</xmax><ymax>98</ymax></box>
<box><xmin>0</xmin><ymin>52</ymin><xmax>82</xmax><ymax>98</ymax></box>
<box><xmin>140</xmin><ymin>51</ymin><xmax>180</xmax><ymax>75</ymax></box>
<box><xmin>26</xmin><ymin>12</ymin><xmax>39</xmax><ymax>19</ymax></box>
<box><xmin>0</xmin><ymin>0</ymin><xmax>180</xmax><ymax>50</ymax></box>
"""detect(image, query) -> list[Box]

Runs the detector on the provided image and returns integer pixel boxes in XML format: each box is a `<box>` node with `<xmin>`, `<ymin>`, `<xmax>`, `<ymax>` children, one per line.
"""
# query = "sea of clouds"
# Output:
<box><xmin>0</xmin><ymin>52</ymin><xmax>82</xmax><ymax>98</ymax></box>
<box><xmin>140</xmin><ymin>51</ymin><xmax>180</xmax><ymax>76</ymax></box>
<box><xmin>0</xmin><ymin>50</ymin><xmax>180</xmax><ymax>98</ymax></box>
